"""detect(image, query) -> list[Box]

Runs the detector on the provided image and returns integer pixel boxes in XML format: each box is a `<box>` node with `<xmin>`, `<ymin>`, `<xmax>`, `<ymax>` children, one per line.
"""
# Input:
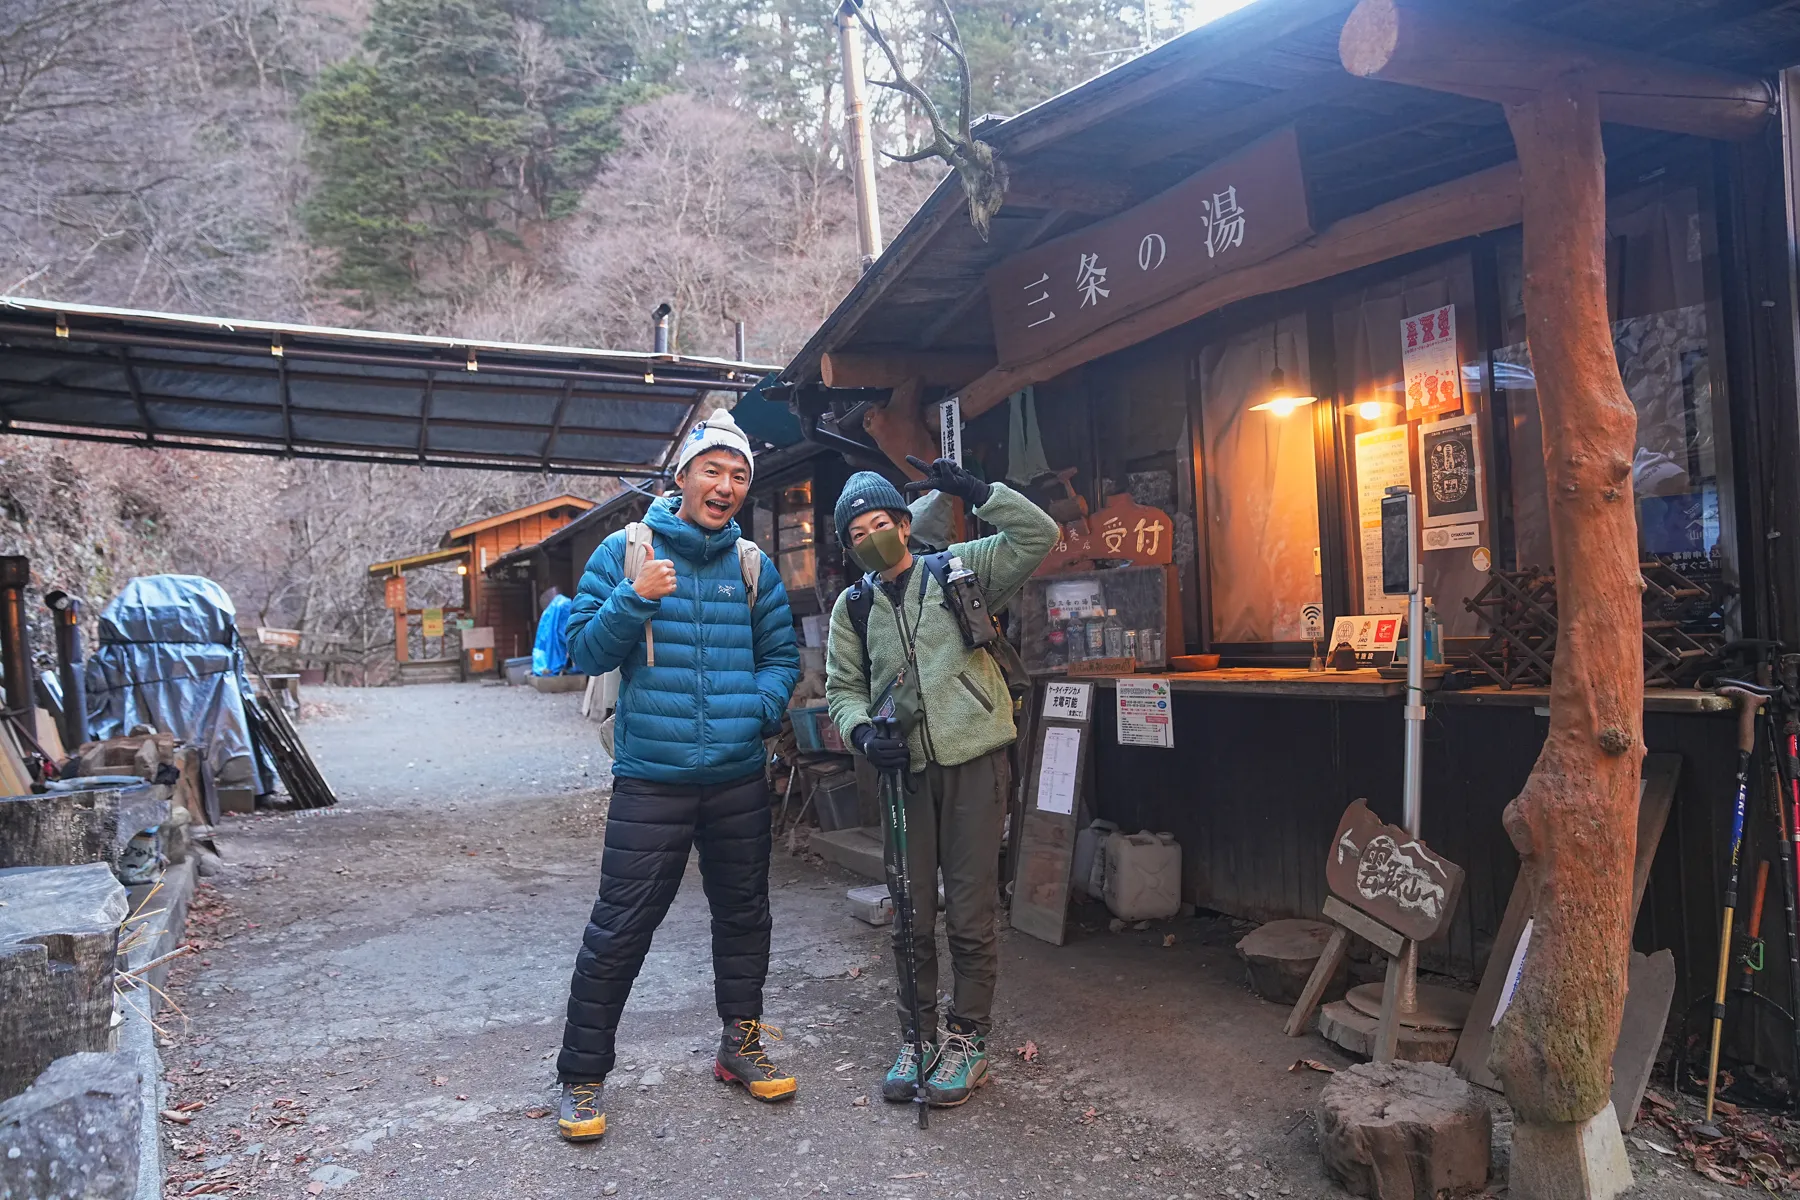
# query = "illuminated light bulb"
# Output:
<box><xmin>1358</xmin><ymin>400</ymin><xmax>1383</xmax><ymax>421</ymax></box>
<box><xmin>1268</xmin><ymin>396</ymin><xmax>1299</xmax><ymax>417</ymax></box>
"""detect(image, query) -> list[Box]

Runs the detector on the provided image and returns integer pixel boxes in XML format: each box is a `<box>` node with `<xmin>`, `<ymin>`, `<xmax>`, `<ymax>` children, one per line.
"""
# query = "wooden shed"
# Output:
<box><xmin>369</xmin><ymin>494</ymin><xmax>595</xmax><ymax>678</ymax></box>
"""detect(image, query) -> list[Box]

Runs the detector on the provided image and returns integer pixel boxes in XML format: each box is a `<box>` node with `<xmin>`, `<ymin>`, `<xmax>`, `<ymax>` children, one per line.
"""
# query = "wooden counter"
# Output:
<box><xmin>1075</xmin><ymin>670</ymin><xmax>1730</xmax><ymax>712</ymax></box>
<box><xmin>1083</xmin><ymin>667</ymin><xmax>1406</xmax><ymax>700</ymax></box>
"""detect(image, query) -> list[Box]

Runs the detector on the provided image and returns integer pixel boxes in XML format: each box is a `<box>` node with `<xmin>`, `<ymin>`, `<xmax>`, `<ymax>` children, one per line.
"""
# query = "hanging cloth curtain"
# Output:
<box><xmin>1005</xmin><ymin>386</ymin><xmax>1051</xmax><ymax>483</ymax></box>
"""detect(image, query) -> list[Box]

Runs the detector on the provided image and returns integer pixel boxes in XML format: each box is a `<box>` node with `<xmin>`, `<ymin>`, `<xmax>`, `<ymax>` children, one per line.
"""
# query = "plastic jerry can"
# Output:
<box><xmin>1103</xmin><ymin>831</ymin><xmax>1182</xmax><ymax>921</ymax></box>
<box><xmin>1071</xmin><ymin>819</ymin><xmax>1119</xmax><ymax>900</ymax></box>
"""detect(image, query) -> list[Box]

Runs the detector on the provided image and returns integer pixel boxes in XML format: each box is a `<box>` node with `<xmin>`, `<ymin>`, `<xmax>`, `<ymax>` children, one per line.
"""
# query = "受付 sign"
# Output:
<box><xmin>986</xmin><ymin>126</ymin><xmax>1312</xmax><ymax>368</ymax></box>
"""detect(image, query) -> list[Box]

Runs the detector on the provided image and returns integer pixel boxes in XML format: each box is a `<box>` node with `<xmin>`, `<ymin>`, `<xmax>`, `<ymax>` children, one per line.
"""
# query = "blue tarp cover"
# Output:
<box><xmin>533</xmin><ymin>594</ymin><xmax>573</xmax><ymax>675</ymax></box>
<box><xmin>85</xmin><ymin>575</ymin><xmax>265</xmax><ymax>793</ymax></box>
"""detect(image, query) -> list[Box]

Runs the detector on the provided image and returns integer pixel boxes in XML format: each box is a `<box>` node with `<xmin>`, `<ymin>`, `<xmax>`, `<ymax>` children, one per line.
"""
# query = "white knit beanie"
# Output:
<box><xmin>675</xmin><ymin>409</ymin><xmax>754</xmax><ymax>481</ymax></box>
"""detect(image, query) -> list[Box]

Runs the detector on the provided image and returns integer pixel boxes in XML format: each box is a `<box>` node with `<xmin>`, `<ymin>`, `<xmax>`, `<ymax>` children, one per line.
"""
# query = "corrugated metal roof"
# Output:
<box><xmin>0</xmin><ymin>298</ymin><xmax>781</xmax><ymax>476</ymax></box>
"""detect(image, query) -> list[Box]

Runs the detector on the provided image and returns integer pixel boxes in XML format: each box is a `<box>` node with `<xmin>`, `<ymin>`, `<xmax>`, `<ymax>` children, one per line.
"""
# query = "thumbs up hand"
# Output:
<box><xmin>631</xmin><ymin>544</ymin><xmax>679</xmax><ymax>602</ymax></box>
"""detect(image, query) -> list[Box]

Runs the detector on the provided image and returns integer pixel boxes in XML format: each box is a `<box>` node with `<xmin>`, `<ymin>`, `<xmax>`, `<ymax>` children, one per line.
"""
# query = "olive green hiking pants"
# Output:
<box><xmin>881</xmin><ymin>747</ymin><xmax>1008</xmax><ymax>1039</ymax></box>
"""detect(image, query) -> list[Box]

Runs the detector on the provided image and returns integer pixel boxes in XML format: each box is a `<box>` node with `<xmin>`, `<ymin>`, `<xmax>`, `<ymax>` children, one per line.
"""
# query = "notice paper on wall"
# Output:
<box><xmin>1036</xmin><ymin>726</ymin><xmax>1083</xmax><ymax>815</ymax></box>
<box><xmin>1354</xmin><ymin>425</ymin><xmax>1411</xmax><ymax>616</ymax></box>
<box><xmin>1402</xmin><ymin>304</ymin><xmax>1462</xmax><ymax>421</ymax></box>
<box><xmin>1043</xmin><ymin>680</ymin><xmax>1092</xmax><ymax>722</ymax></box>
<box><xmin>1115</xmin><ymin>677</ymin><xmax>1174</xmax><ymax>748</ymax></box>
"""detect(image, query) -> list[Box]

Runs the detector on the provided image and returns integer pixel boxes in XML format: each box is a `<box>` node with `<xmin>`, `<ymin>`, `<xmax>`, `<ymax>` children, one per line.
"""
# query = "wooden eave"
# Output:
<box><xmin>782</xmin><ymin>0</ymin><xmax>1800</xmax><ymax>390</ymax></box>
<box><xmin>445</xmin><ymin>494</ymin><xmax>596</xmax><ymax>542</ymax></box>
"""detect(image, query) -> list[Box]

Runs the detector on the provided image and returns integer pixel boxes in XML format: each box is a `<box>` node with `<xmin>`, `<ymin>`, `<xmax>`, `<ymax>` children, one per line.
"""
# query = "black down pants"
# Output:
<box><xmin>557</xmin><ymin>771</ymin><xmax>772</xmax><ymax>1083</ymax></box>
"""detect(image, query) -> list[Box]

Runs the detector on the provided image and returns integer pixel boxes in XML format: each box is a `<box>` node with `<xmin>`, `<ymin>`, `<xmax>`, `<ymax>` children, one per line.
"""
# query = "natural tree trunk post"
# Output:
<box><xmin>1489</xmin><ymin>72</ymin><xmax>1642</xmax><ymax>1195</ymax></box>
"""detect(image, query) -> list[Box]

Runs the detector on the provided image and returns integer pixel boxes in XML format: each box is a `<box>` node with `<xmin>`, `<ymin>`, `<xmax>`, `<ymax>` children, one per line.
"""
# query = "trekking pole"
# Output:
<box><xmin>1737</xmin><ymin>861</ymin><xmax>1770</xmax><ymax>994</ymax></box>
<box><xmin>1705</xmin><ymin>682</ymin><xmax>1771</xmax><ymax>1127</ymax></box>
<box><xmin>1770</xmin><ymin>655</ymin><xmax>1800</xmax><ymax>1108</ymax></box>
<box><xmin>875</xmin><ymin>715</ymin><xmax>929</xmax><ymax>1130</ymax></box>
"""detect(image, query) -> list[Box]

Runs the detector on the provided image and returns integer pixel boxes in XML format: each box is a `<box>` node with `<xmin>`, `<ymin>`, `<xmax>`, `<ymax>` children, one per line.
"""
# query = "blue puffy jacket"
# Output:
<box><xmin>566</xmin><ymin>496</ymin><xmax>800</xmax><ymax>785</ymax></box>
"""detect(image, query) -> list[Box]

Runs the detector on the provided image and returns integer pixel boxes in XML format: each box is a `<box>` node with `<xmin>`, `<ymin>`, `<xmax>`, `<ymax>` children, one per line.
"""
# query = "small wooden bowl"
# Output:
<box><xmin>1170</xmin><ymin>653</ymin><xmax>1221</xmax><ymax>672</ymax></box>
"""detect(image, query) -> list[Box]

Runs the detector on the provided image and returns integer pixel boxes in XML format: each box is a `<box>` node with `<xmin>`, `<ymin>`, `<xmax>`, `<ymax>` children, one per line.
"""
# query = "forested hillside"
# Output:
<box><xmin>0</xmin><ymin>0</ymin><xmax>1186</xmax><ymax>674</ymax></box>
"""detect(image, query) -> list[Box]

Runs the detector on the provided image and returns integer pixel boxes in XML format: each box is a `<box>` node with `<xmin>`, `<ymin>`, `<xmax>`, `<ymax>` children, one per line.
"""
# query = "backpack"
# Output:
<box><xmin>844</xmin><ymin>551</ymin><xmax>1028</xmax><ymax>701</ymax></box>
<box><xmin>597</xmin><ymin>522</ymin><xmax>763</xmax><ymax>757</ymax></box>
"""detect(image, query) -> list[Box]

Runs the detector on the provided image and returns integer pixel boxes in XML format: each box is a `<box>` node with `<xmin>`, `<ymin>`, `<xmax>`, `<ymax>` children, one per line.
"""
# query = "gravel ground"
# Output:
<box><xmin>154</xmin><ymin>682</ymin><xmax>1760</xmax><ymax>1199</ymax></box>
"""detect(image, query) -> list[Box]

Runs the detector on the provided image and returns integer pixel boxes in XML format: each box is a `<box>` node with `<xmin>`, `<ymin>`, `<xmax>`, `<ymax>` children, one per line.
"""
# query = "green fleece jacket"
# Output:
<box><xmin>826</xmin><ymin>482</ymin><xmax>1060</xmax><ymax>772</ymax></box>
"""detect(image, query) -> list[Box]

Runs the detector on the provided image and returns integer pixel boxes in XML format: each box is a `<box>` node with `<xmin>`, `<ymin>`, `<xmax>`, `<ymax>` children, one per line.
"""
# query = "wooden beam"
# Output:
<box><xmin>821</xmin><ymin>350</ymin><xmax>995</xmax><ymax>389</ymax></box>
<box><xmin>1123</xmin><ymin>74</ymin><xmax>1364</xmax><ymax>169</ymax></box>
<box><xmin>1002</xmin><ymin>170</ymin><xmax>1133</xmax><ymax>215</ymax></box>
<box><xmin>861</xmin><ymin>377</ymin><xmax>936</xmax><ymax>480</ymax></box>
<box><xmin>1339</xmin><ymin>0</ymin><xmax>1773</xmax><ymax>141</ymax></box>
<box><xmin>920</xmin><ymin>209</ymin><xmax>1071</xmax><ymax>349</ymax></box>
<box><xmin>955</xmin><ymin>160</ymin><xmax>1523</xmax><ymax>419</ymax></box>
<box><xmin>998</xmin><ymin>0</ymin><xmax>1356</xmax><ymax>158</ymax></box>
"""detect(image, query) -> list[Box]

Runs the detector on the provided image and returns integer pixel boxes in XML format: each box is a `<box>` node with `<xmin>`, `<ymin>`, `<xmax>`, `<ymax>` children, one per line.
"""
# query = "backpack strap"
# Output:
<box><xmin>736</xmin><ymin>539</ymin><xmax>761</xmax><ymax>610</ymax></box>
<box><xmin>846</xmin><ymin>572</ymin><xmax>877</xmax><ymax>688</ymax></box>
<box><xmin>621</xmin><ymin>521</ymin><xmax>656</xmax><ymax>667</ymax></box>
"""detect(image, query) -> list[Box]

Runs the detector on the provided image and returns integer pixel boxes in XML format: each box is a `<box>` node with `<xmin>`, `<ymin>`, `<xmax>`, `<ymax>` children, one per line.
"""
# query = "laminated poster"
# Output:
<box><xmin>1354</xmin><ymin>425</ymin><xmax>1411</xmax><ymax>616</ymax></box>
<box><xmin>1116</xmin><ymin>677</ymin><xmax>1174</xmax><ymax>749</ymax></box>
<box><xmin>1036</xmin><ymin>726</ymin><xmax>1082</xmax><ymax>815</ymax></box>
<box><xmin>1402</xmin><ymin>304</ymin><xmax>1462</xmax><ymax>420</ymax></box>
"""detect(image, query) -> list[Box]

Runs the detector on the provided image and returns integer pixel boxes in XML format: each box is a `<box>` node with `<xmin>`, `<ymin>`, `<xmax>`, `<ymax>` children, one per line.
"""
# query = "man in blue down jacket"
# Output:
<box><xmin>553</xmin><ymin>410</ymin><xmax>800</xmax><ymax>1142</ymax></box>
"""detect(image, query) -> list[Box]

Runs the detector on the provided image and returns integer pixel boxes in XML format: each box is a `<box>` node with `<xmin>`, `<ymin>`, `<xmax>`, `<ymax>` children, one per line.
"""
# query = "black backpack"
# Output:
<box><xmin>843</xmin><ymin>552</ymin><xmax>1027</xmax><ymax>696</ymax></box>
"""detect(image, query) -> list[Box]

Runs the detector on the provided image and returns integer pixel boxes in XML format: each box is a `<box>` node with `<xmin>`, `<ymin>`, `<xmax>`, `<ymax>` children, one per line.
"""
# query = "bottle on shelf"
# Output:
<box><xmin>1084</xmin><ymin>612</ymin><xmax>1107</xmax><ymax>660</ymax></box>
<box><xmin>1103</xmin><ymin>609</ymin><xmax>1126</xmax><ymax>659</ymax></box>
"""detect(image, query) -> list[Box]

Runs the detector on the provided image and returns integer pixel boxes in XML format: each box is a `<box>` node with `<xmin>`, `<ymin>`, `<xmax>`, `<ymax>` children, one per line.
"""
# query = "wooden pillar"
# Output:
<box><xmin>1487</xmin><ymin>73</ymin><xmax>1643</xmax><ymax>1131</ymax></box>
<box><xmin>394</xmin><ymin>609</ymin><xmax>409</xmax><ymax>664</ymax></box>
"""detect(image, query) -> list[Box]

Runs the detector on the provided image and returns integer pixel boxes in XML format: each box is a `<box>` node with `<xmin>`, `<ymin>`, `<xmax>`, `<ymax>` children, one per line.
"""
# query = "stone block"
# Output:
<box><xmin>1509</xmin><ymin>1102</ymin><xmax>1634</xmax><ymax>1200</ymax></box>
<box><xmin>1318</xmin><ymin>1060</ymin><xmax>1490</xmax><ymax>1199</ymax></box>
<box><xmin>0</xmin><ymin>865</ymin><xmax>127</xmax><ymax>1100</ymax></box>
<box><xmin>0</xmin><ymin>1052</ymin><xmax>142</xmax><ymax>1199</ymax></box>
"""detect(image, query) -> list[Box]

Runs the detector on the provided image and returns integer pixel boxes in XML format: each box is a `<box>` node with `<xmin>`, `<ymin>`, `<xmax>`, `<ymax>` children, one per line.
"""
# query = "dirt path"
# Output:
<box><xmin>155</xmin><ymin>683</ymin><xmax>1723</xmax><ymax>1199</ymax></box>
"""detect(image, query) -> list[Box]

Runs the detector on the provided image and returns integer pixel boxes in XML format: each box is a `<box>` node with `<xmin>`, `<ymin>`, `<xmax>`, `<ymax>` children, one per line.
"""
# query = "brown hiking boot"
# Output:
<box><xmin>714</xmin><ymin>1019</ymin><xmax>798</xmax><ymax>1102</ymax></box>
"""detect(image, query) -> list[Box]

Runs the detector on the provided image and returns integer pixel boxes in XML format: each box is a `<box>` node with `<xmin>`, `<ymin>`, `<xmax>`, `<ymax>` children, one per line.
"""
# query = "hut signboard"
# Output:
<box><xmin>985</xmin><ymin>126</ymin><xmax>1313</xmax><ymax>367</ymax></box>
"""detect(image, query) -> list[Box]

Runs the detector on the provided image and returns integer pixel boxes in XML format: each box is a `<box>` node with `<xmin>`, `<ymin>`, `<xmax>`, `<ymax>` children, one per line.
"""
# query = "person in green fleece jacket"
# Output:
<box><xmin>825</xmin><ymin>455</ymin><xmax>1059</xmax><ymax>1109</ymax></box>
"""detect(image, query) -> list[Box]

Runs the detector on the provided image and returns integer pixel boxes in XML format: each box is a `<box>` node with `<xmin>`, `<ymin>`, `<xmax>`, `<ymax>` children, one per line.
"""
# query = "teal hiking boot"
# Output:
<box><xmin>882</xmin><ymin>1037</ymin><xmax>937</xmax><ymax>1103</ymax></box>
<box><xmin>923</xmin><ymin>1019</ymin><xmax>988</xmax><ymax>1107</ymax></box>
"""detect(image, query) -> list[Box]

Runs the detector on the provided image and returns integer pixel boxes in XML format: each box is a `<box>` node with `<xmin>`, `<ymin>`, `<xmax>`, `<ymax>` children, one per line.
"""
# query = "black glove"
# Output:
<box><xmin>904</xmin><ymin>455</ymin><xmax>991</xmax><ymax>509</ymax></box>
<box><xmin>852</xmin><ymin>723</ymin><xmax>911</xmax><ymax>771</ymax></box>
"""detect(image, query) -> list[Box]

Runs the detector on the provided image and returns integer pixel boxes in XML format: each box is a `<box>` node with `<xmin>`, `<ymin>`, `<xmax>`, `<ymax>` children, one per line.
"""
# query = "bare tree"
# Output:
<box><xmin>851</xmin><ymin>0</ymin><xmax>1005</xmax><ymax>239</ymax></box>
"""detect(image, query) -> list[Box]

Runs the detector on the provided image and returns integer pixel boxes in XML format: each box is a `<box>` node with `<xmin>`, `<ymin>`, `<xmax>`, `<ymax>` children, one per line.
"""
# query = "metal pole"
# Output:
<box><xmin>652</xmin><ymin>304</ymin><xmax>672</xmax><ymax>355</ymax></box>
<box><xmin>0</xmin><ymin>557</ymin><xmax>30</xmax><ymax>724</ymax></box>
<box><xmin>1398</xmin><ymin>507</ymin><xmax>1427</xmax><ymax>1018</ymax></box>
<box><xmin>837</xmin><ymin>0</ymin><xmax>884</xmax><ymax>270</ymax></box>
<box><xmin>43</xmin><ymin>591</ymin><xmax>85</xmax><ymax>750</ymax></box>
<box><xmin>734</xmin><ymin>320</ymin><xmax>748</xmax><ymax>363</ymax></box>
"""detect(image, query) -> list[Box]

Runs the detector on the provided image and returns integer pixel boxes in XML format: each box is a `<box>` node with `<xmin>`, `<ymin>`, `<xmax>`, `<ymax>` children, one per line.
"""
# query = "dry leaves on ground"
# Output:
<box><xmin>1015</xmin><ymin>1041</ymin><xmax>1038</xmax><ymax>1062</ymax></box>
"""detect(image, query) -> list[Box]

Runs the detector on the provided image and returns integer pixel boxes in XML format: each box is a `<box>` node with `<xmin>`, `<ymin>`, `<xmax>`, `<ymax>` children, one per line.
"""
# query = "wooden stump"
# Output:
<box><xmin>1318</xmin><ymin>1061</ymin><xmax>1491</xmax><ymax>1199</ymax></box>
<box><xmin>1238</xmin><ymin>918</ymin><xmax>1347</xmax><ymax>1005</ymax></box>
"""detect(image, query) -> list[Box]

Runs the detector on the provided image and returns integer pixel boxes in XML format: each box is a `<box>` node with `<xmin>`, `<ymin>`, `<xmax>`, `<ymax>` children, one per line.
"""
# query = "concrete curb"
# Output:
<box><xmin>119</xmin><ymin>857</ymin><xmax>198</xmax><ymax>1200</ymax></box>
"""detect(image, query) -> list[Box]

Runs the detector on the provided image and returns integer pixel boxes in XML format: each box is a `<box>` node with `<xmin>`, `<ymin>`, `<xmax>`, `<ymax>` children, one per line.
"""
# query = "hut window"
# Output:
<box><xmin>1500</xmin><ymin>180</ymin><xmax>1735</xmax><ymax>586</ymax></box>
<box><xmin>1331</xmin><ymin>255</ymin><xmax>1486</xmax><ymax>634</ymax></box>
<box><xmin>1198</xmin><ymin>313</ymin><xmax>1322</xmax><ymax>642</ymax></box>
<box><xmin>777</xmin><ymin>480</ymin><xmax>816</xmax><ymax>591</ymax></box>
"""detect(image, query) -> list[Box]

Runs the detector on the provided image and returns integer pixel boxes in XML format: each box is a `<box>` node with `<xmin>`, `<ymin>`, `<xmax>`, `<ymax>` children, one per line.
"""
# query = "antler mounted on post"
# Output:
<box><xmin>852</xmin><ymin>0</ymin><xmax>1007</xmax><ymax>240</ymax></box>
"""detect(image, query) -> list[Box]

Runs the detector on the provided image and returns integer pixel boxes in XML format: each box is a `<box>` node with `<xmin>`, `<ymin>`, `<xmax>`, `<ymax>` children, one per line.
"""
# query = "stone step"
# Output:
<box><xmin>810</xmin><ymin>826</ymin><xmax>885</xmax><ymax>882</ymax></box>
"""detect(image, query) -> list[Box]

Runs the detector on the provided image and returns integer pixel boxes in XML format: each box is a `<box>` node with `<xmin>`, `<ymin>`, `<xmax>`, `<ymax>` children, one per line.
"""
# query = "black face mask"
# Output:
<box><xmin>850</xmin><ymin>524</ymin><xmax>906</xmax><ymax>574</ymax></box>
